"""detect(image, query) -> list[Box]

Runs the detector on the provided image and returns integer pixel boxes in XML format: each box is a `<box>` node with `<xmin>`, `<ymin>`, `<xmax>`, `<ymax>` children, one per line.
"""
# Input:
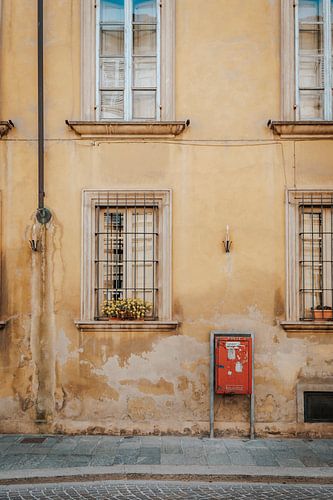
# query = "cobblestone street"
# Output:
<box><xmin>0</xmin><ymin>480</ymin><xmax>333</xmax><ymax>499</ymax></box>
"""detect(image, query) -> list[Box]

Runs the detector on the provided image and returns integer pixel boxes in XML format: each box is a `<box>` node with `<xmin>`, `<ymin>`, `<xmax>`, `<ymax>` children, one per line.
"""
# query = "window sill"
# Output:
<box><xmin>0</xmin><ymin>120</ymin><xmax>14</xmax><ymax>138</ymax></box>
<box><xmin>74</xmin><ymin>320</ymin><xmax>179</xmax><ymax>333</ymax></box>
<box><xmin>65</xmin><ymin>120</ymin><xmax>190</xmax><ymax>139</ymax></box>
<box><xmin>268</xmin><ymin>120</ymin><xmax>333</xmax><ymax>139</ymax></box>
<box><xmin>280</xmin><ymin>321</ymin><xmax>333</xmax><ymax>333</ymax></box>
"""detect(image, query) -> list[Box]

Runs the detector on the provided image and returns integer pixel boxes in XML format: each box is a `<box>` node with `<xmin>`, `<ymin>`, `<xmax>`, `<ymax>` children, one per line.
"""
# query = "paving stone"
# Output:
<box><xmin>248</xmin><ymin>450</ymin><xmax>279</xmax><ymax>467</ymax></box>
<box><xmin>1</xmin><ymin>481</ymin><xmax>333</xmax><ymax>500</ymax></box>
<box><xmin>271</xmin><ymin>448</ymin><xmax>298</xmax><ymax>460</ymax></box>
<box><xmin>228</xmin><ymin>450</ymin><xmax>256</xmax><ymax>466</ymax></box>
<box><xmin>0</xmin><ymin>435</ymin><xmax>21</xmax><ymax>442</ymax></box>
<box><xmin>6</xmin><ymin>455</ymin><xmax>46</xmax><ymax>470</ymax></box>
<box><xmin>293</xmin><ymin>450</ymin><xmax>328</xmax><ymax>467</ymax></box>
<box><xmin>206</xmin><ymin>452</ymin><xmax>231</xmax><ymax>465</ymax></box>
<box><xmin>161</xmin><ymin>440</ymin><xmax>182</xmax><ymax>454</ymax></box>
<box><xmin>5</xmin><ymin>445</ymin><xmax>36</xmax><ymax>455</ymax></box>
<box><xmin>72</xmin><ymin>439</ymin><xmax>100</xmax><ymax>456</ymax></box>
<box><xmin>160</xmin><ymin>453</ymin><xmax>185</xmax><ymax>465</ymax></box>
<box><xmin>89</xmin><ymin>453</ymin><xmax>115</xmax><ymax>466</ymax></box>
<box><xmin>274</xmin><ymin>457</ymin><xmax>305</xmax><ymax>468</ymax></box>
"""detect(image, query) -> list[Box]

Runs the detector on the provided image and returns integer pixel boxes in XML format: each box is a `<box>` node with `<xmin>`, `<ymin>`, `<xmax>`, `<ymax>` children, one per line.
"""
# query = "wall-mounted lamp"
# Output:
<box><xmin>223</xmin><ymin>225</ymin><xmax>232</xmax><ymax>253</ymax></box>
<box><xmin>29</xmin><ymin>239</ymin><xmax>40</xmax><ymax>252</ymax></box>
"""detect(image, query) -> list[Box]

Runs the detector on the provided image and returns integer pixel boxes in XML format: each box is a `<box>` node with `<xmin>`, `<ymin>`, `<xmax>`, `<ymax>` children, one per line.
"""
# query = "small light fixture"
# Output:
<box><xmin>29</xmin><ymin>239</ymin><xmax>40</xmax><ymax>252</ymax></box>
<box><xmin>223</xmin><ymin>225</ymin><xmax>232</xmax><ymax>253</ymax></box>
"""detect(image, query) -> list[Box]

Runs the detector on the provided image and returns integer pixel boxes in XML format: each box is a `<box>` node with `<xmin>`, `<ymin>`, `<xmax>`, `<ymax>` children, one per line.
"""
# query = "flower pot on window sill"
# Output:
<box><xmin>313</xmin><ymin>309</ymin><xmax>333</xmax><ymax>321</ymax></box>
<box><xmin>108</xmin><ymin>317</ymin><xmax>145</xmax><ymax>321</ymax></box>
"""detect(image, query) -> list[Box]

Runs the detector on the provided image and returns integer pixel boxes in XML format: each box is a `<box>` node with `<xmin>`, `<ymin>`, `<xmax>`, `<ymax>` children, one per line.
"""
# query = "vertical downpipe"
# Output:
<box><xmin>38</xmin><ymin>0</ymin><xmax>44</xmax><ymax>210</ymax></box>
<box><xmin>31</xmin><ymin>0</ymin><xmax>55</xmax><ymax>427</ymax></box>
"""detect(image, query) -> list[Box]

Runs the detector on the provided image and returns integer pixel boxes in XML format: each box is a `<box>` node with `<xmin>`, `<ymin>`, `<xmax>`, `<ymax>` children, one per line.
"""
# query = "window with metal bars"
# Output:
<box><xmin>298</xmin><ymin>194</ymin><xmax>333</xmax><ymax>320</ymax></box>
<box><xmin>95</xmin><ymin>201</ymin><xmax>158</xmax><ymax>319</ymax></box>
<box><xmin>82</xmin><ymin>190</ymin><xmax>171</xmax><ymax>323</ymax></box>
<box><xmin>97</xmin><ymin>0</ymin><xmax>160</xmax><ymax>120</ymax></box>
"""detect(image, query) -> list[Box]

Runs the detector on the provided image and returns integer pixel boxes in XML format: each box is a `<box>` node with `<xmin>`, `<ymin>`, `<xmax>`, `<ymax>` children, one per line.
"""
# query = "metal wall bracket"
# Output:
<box><xmin>36</xmin><ymin>207</ymin><xmax>52</xmax><ymax>225</ymax></box>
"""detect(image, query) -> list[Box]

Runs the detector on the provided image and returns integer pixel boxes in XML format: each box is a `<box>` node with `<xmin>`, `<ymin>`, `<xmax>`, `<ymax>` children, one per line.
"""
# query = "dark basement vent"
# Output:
<box><xmin>304</xmin><ymin>392</ymin><xmax>333</xmax><ymax>423</ymax></box>
<box><xmin>20</xmin><ymin>437</ymin><xmax>46</xmax><ymax>444</ymax></box>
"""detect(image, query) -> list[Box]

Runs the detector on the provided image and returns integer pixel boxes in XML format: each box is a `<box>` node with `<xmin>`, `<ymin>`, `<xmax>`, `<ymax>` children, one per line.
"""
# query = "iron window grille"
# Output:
<box><xmin>95</xmin><ymin>193</ymin><xmax>160</xmax><ymax>320</ymax></box>
<box><xmin>82</xmin><ymin>190</ymin><xmax>171</xmax><ymax>322</ymax></box>
<box><xmin>296</xmin><ymin>192</ymin><xmax>333</xmax><ymax>321</ymax></box>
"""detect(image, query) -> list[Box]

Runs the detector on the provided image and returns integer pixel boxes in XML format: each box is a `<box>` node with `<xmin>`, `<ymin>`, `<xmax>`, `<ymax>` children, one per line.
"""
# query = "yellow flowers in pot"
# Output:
<box><xmin>102</xmin><ymin>298</ymin><xmax>152</xmax><ymax>320</ymax></box>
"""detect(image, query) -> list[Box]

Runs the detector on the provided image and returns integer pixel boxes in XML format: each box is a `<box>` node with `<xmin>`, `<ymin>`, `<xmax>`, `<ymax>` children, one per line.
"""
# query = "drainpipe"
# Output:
<box><xmin>37</xmin><ymin>0</ymin><xmax>51</xmax><ymax>224</ymax></box>
<box><xmin>32</xmin><ymin>0</ymin><xmax>56</xmax><ymax>427</ymax></box>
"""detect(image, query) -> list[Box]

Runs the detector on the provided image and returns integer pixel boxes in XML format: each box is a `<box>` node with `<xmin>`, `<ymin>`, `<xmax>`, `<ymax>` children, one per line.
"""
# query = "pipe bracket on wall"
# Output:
<box><xmin>36</xmin><ymin>207</ymin><xmax>52</xmax><ymax>225</ymax></box>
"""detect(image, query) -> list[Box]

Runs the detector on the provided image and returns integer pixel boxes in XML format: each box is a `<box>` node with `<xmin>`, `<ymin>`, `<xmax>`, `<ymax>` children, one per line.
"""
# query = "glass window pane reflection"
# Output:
<box><xmin>101</xmin><ymin>0</ymin><xmax>125</xmax><ymax>23</ymax></box>
<box><xmin>133</xmin><ymin>0</ymin><xmax>156</xmax><ymax>23</ymax></box>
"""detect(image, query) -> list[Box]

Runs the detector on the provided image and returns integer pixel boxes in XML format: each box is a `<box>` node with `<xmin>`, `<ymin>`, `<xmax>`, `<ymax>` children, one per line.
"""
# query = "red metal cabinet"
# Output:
<box><xmin>215</xmin><ymin>336</ymin><xmax>252</xmax><ymax>394</ymax></box>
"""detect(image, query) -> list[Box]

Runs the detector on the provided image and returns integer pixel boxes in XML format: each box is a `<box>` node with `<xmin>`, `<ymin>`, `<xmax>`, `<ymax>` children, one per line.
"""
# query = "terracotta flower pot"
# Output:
<box><xmin>313</xmin><ymin>309</ymin><xmax>333</xmax><ymax>320</ymax></box>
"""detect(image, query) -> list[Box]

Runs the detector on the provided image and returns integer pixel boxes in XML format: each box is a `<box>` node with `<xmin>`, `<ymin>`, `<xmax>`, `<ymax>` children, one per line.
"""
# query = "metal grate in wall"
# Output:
<box><xmin>304</xmin><ymin>391</ymin><xmax>333</xmax><ymax>423</ymax></box>
<box><xmin>94</xmin><ymin>192</ymin><xmax>159</xmax><ymax>320</ymax></box>
<box><xmin>298</xmin><ymin>193</ymin><xmax>333</xmax><ymax>321</ymax></box>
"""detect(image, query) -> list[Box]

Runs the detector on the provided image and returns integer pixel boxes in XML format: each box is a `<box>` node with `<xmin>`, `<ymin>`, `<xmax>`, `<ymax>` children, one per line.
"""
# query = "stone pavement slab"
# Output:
<box><xmin>0</xmin><ymin>435</ymin><xmax>330</xmax><ymax>482</ymax></box>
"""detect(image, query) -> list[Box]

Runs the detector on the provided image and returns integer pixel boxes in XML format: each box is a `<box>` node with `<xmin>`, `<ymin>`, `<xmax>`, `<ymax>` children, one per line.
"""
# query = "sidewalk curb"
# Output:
<box><xmin>0</xmin><ymin>465</ymin><xmax>332</xmax><ymax>485</ymax></box>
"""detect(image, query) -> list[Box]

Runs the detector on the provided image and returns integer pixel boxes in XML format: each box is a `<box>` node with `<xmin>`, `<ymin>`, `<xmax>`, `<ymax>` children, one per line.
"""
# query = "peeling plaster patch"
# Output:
<box><xmin>127</xmin><ymin>397</ymin><xmax>161</xmax><ymax>421</ymax></box>
<box><xmin>177</xmin><ymin>376</ymin><xmax>189</xmax><ymax>391</ymax></box>
<box><xmin>181</xmin><ymin>358</ymin><xmax>208</xmax><ymax>373</ymax></box>
<box><xmin>274</xmin><ymin>349</ymin><xmax>306</xmax><ymax>384</ymax></box>
<box><xmin>0</xmin><ymin>397</ymin><xmax>23</xmax><ymax>419</ymax></box>
<box><xmin>93</xmin><ymin>335</ymin><xmax>207</xmax><ymax>384</ymax></box>
<box><xmin>56</xmin><ymin>329</ymin><xmax>75</xmax><ymax>365</ymax></box>
<box><xmin>62</xmin><ymin>397</ymin><xmax>83</xmax><ymax>418</ymax></box>
<box><xmin>260</xmin><ymin>395</ymin><xmax>276</xmax><ymax>420</ymax></box>
<box><xmin>246</xmin><ymin>304</ymin><xmax>264</xmax><ymax>322</ymax></box>
<box><xmin>120</xmin><ymin>377</ymin><xmax>174</xmax><ymax>395</ymax></box>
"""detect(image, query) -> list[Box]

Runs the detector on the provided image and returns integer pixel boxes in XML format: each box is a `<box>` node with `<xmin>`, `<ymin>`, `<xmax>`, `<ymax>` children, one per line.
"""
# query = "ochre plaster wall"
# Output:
<box><xmin>0</xmin><ymin>0</ymin><xmax>332</xmax><ymax>437</ymax></box>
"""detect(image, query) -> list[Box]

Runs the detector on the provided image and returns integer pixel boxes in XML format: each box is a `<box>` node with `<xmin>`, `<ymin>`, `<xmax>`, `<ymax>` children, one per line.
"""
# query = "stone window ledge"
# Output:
<box><xmin>74</xmin><ymin>320</ymin><xmax>179</xmax><ymax>333</ymax></box>
<box><xmin>268</xmin><ymin>120</ymin><xmax>333</xmax><ymax>138</ymax></box>
<box><xmin>280</xmin><ymin>321</ymin><xmax>333</xmax><ymax>333</ymax></box>
<box><xmin>0</xmin><ymin>120</ymin><xmax>14</xmax><ymax>138</ymax></box>
<box><xmin>66</xmin><ymin>120</ymin><xmax>190</xmax><ymax>139</ymax></box>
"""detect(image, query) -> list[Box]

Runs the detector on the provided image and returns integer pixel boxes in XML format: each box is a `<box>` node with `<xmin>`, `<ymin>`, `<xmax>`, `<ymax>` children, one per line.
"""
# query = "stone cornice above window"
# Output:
<box><xmin>66</xmin><ymin>120</ymin><xmax>190</xmax><ymax>139</ymax></box>
<box><xmin>0</xmin><ymin>121</ymin><xmax>14</xmax><ymax>138</ymax></box>
<box><xmin>268</xmin><ymin>120</ymin><xmax>333</xmax><ymax>139</ymax></box>
<box><xmin>74</xmin><ymin>320</ymin><xmax>179</xmax><ymax>333</ymax></box>
<box><xmin>280</xmin><ymin>321</ymin><xmax>333</xmax><ymax>333</ymax></box>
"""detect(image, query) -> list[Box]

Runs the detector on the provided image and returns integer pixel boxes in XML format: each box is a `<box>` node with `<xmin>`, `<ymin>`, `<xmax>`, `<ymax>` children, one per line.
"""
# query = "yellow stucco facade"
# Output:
<box><xmin>0</xmin><ymin>0</ymin><xmax>332</xmax><ymax>437</ymax></box>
